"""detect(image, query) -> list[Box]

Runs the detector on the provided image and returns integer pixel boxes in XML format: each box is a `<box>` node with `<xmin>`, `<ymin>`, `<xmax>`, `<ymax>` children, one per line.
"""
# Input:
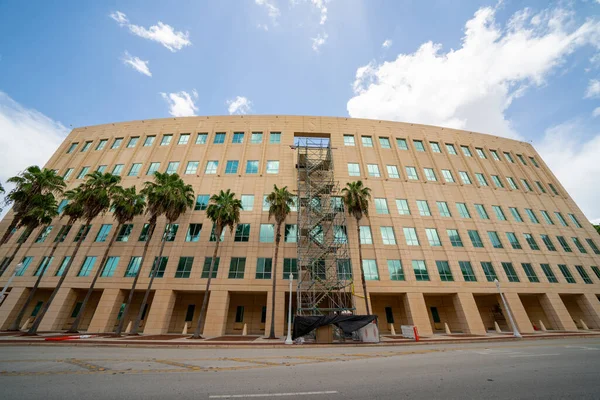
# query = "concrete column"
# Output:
<box><xmin>539</xmin><ymin>293</ymin><xmax>578</xmax><ymax>331</ymax></box>
<box><xmin>576</xmin><ymin>293</ymin><xmax>600</xmax><ymax>329</ymax></box>
<box><xmin>143</xmin><ymin>289</ymin><xmax>176</xmax><ymax>335</ymax></box>
<box><xmin>404</xmin><ymin>292</ymin><xmax>433</xmax><ymax>336</ymax></box>
<box><xmin>0</xmin><ymin>287</ymin><xmax>29</xmax><ymax>330</ymax></box>
<box><xmin>87</xmin><ymin>289</ymin><xmax>124</xmax><ymax>333</ymax></box>
<box><xmin>453</xmin><ymin>292</ymin><xmax>487</xmax><ymax>335</ymax></box>
<box><xmin>501</xmin><ymin>292</ymin><xmax>534</xmax><ymax>334</ymax></box>
<box><xmin>38</xmin><ymin>288</ymin><xmax>77</xmax><ymax>331</ymax></box>
<box><xmin>202</xmin><ymin>290</ymin><xmax>229</xmax><ymax>337</ymax></box>
<box><xmin>264</xmin><ymin>289</ymin><xmax>285</xmax><ymax>337</ymax></box>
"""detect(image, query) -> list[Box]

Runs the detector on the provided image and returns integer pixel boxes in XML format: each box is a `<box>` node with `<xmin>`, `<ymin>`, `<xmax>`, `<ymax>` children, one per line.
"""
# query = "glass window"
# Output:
<box><xmin>96</xmin><ymin>139</ymin><xmax>108</xmax><ymax>150</ymax></box>
<box><xmin>176</xmin><ymin>134</ymin><xmax>189</xmax><ymax>145</ymax></box>
<box><xmin>426</xmin><ymin>228</ymin><xmax>442</xmax><ymax>246</ymax></box>
<box><xmin>489</xmin><ymin>149</ymin><xmax>500</xmax><ymax>160</ymax></box>
<box><xmin>343</xmin><ymin>135</ymin><xmax>355</xmax><ymax>146</ymax></box>
<box><xmin>246</xmin><ymin>160</ymin><xmax>259</xmax><ymax>174</ymax></box>
<box><xmin>548</xmin><ymin>183</ymin><xmax>559</xmax><ymax>195</ymax></box>
<box><xmin>255</xmin><ymin>258</ymin><xmax>272</xmax><ymax>279</ymax></box>
<box><xmin>445</xmin><ymin>143</ymin><xmax>457</xmax><ymax>155</ymax></box>
<box><xmin>386</xmin><ymin>165</ymin><xmax>400</xmax><ymax>179</ymax></box>
<box><xmin>232</xmin><ymin>132</ymin><xmax>244</xmax><ymax>143</ymax></box>
<box><xmin>363</xmin><ymin>260</ymin><xmax>379</xmax><ymax>280</ymax></box>
<box><xmin>556</xmin><ymin>236</ymin><xmax>572</xmax><ymax>252</ymax></box>
<box><xmin>225</xmin><ymin>160</ymin><xmax>239</xmax><ymax>174</ymax></box>
<box><xmin>491</xmin><ymin>175</ymin><xmax>504</xmax><ymax>188</ymax></box>
<box><xmin>554</xmin><ymin>212</ymin><xmax>568</xmax><ymax>226</ymax></box>
<box><xmin>568</xmin><ymin>214</ymin><xmax>582</xmax><ymax>228</ymax></box>
<box><xmin>487</xmin><ymin>231</ymin><xmax>503</xmax><ymax>248</ymax></box>
<box><xmin>406</xmin><ymin>166</ymin><xmax>418</xmax><ymax>180</ymax></box>
<box><xmin>509</xmin><ymin>207</ymin><xmax>523</xmax><ymax>222</ymax></box>
<box><xmin>147</xmin><ymin>162</ymin><xmax>160</xmax><ymax>175</ymax></box>
<box><xmin>228</xmin><ymin>257</ymin><xmax>246</xmax><ymax>279</ymax></box>
<box><xmin>250</xmin><ymin>132</ymin><xmax>263</xmax><ymax>144</ymax></box>
<box><xmin>240</xmin><ymin>195</ymin><xmax>254</xmax><ymax>211</ymax></box>
<box><xmin>101</xmin><ymin>257</ymin><xmax>120</xmax><ymax>277</ymax></box>
<box><xmin>430</xmin><ymin>142</ymin><xmax>441</xmax><ymax>153</ymax></box>
<box><xmin>540</xmin><ymin>264</ymin><xmax>558</xmax><ymax>283</ymax></box>
<box><xmin>447</xmin><ymin>229</ymin><xmax>463</xmax><ymax>247</ymax></box>
<box><xmin>474</xmin><ymin>204</ymin><xmax>489</xmax><ymax>219</ymax></box>
<box><xmin>330</xmin><ymin>197</ymin><xmax>342</xmax><ymax>212</ymax></box>
<box><xmin>95</xmin><ymin>224</ymin><xmax>112</xmax><ymax>242</ymax></box>
<box><xmin>403</xmin><ymin>227</ymin><xmax>420</xmax><ymax>246</ymax></box>
<box><xmin>196</xmin><ymin>133</ymin><xmax>208</xmax><ymax>144</ymax></box>
<box><xmin>143</xmin><ymin>136</ymin><xmax>156</xmax><ymax>146</ymax></box>
<box><xmin>128</xmin><ymin>163</ymin><xmax>142</xmax><ymax>176</ymax></box>
<box><xmin>441</xmin><ymin>169</ymin><xmax>454</xmax><ymax>183</ymax></box>
<box><xmin>540</xmin><ymin>234</ymin><xmax>556</xmax><ymax>251</ymax></box>
<box><xmin>54</xmin><ymin>225</ymin><xmax>72</xmax><ymax>243</ymax></box>
<box><xmin>505</xmin><ymin>232</ymin><xmax>522</xmax><ymax>249</ymax></box>
<box><xmin>529</xmin><ymin>156</ymin><xmax>539</xmax><ymax>167</ymax></box>
<box><xmin>35</xmin><ymin>226</ymin><xmax>53</xmax><ymax>243</ymax></box>
<box><xmin>416</xmin><ymin>200</ymin><xmax>431</xmax><ymax>216</ymax></box>
<box><xmin>459</xmin><ymin>261</ymin><xmax>477</xmax><ymax>282</ymax></box>
<box><xmin>96</xmin><ymin>165</ymin><xmax>107</xmax><ymax>173</ymax></box>
<box><xmin>413</xmin><ymin>140</ymin><xmax>425</xmax><ymax>152</ymax></box>
<box><xmin>348</xmin><ymin>163</ymin><xmax>360</xmax><ymax>176</ymax></box>
<box><xmin>387</xmin><ymin>260</ymin><xmax>405</xmax><ymax>281</ymax></box>
<box><xmin>481</xmin><ymin>262</ymin><xmax>498</xmax><ymax>282</ymax></box>
<box><xmin>506</xmin><ymin>177</ymin><xmax>518</xmax><ymax>190</ymax></box>
<box><xmin>504</xmin><ymin>152</ymin><xmax>514</xmax><ymax>163</ymax></box>
<box><xmin>475</xmin><ymin>173</ymin><xmax>488</xmax><ymax>186</ymax></box>
<box><xmin>374</xmin><ymin>198</ymin><xmax>389</xmax><ymax>214</ymax></box>
<box><xmin>263</xmin><ymin>195</ymin><xmax>270</xmax><ymax>211</ymax></box>
<box><xmin>214</xmin><ymin>133</ymin><xmax>226</xmax><ymax>144</ymax></box>
<box><xmin>459</xmin><ymin>171</ymin><xmax>471</xmax><ymax>184</ymax></box>
<box><xmin>522</xmin><ymin>263</ymin><xmax>539</xmax><ymax>283</ymax></box>
<box><xmin>285</xmin><ymin>224</ymin><xmax>298</xmax><ymax>243</ymax></box>
<box><xmin>585</xmin><ymin>238</ymin><xmax>600</xmax><ymax>255</ymax></box>
<box><xmin>590</xmin><ymin>266</ymin><xmax>600</xmax><ymax>280</ymax></box>
<box><xmin>572</xmin><ymin>237</ymin><xmax>587</xmax><ymax>253</ymax></box>
<box><xmin>461</xmin><ymin>145</ymin><xmax>472</xmax><ymax>157</ymax></box>
<box><xmin>502</xmin><ymin>262</ymin><xmax>519</xmax><ymax>282</ymax></box>
<box><xmin>424</xmin><ymin>168</ymin><xmax>437</xmax><ymax>181</ymax></box>
<box><xmin>15</xmin><ymin>256</ymin><xmax>33</xmax><ymax>276</ymax></box>
<box><xmin>194</xmin><ymin>195</ymin><xmax>209</xmax><ymax>211</ymax></box>
<box><xmin>492</xmin><ymin>206</ymin><xmax>506</xmax><ymax>220</ymax></box>
<box><xmin>475</xmin><ymin>148</ymin><xmax>487</xmax><ymax>159</ymax></box>
<box><xmin>367</xmin><ymin>164</ymin><xmax>380</xmax><ymax>177</ymax></box>
<box><xmin>266</xmin><ymin>161</ymin><xmax>280</xmax><ymax>174</ymax></box>
<box><xmin>127</xmin><ymin>137</ymin><xmax>139</xmax><ymax>148</ymax></box>
<box><xmin>159</xmin><ymin>134</ymin><xmax>172</xmax><ymax>146</ymax></box>
<box><xmin>540</xmin><ymin>210</ymin><xmax>554</xmax><ymax>225</ymax></box>
<box><xmin>74</xmin><ymin>224</ymin><xmax>91</xmax><ymax>242</ymax></box>
<box><xmin>184</xmin><ymin>161</ymin><xmax>199</xmax><ymax>175</ymax></box>
<box><xmin>115</xmin><ymin>224</ymin><xmax>133</xmax><ymax>242</ymax></box>
<box><xmin>524</xmin><ymin>233</ymin><xmax>540</xmax><ymax>250</ymax></box>
<box><xmin>164</xmin><ymin>224</ymin><xmax>179</xmax><ymax>242</ymax></box>
<box><xmin>436</xmin><ymin>261</ymin><xmax>453</xmax><ymax>281</ymax></box>
<box><xmin>34</xmin><ymin>256</ymin><xmax>54</xmax><ymax>277</ymax></box>
<box><xmin>379</xmin><ymin>137</ymin><xmax>391</xmax><ymax>148</ymax></box>
<box><xmin>283</xmin><ymin>258</ymin><xmax>298</xmax><ymax>279</ymax></box>
<box><xmin>456</xmin><ymin>203</ymin><xmax>471</xmax><ymax>218</ymax></box>
<box><xmin>334</xmin><ymin>225</ymin><xmax>348</xmax><ymax>244</ymax></box>
<box><xmin>234</xmin><ymin>224</ymin><xmax>251</xmax><ymax>242</ymax></box>
<box><xmin>437</xmin><ymin>201</ymin><xmax>451</xmax><ymax>217</ymax></box>
<box><xmin>558</xmin><ymin>264</ymin><xmax>576</xmax><ymax>283</ymax></box>
<box><xmin>55</xmin><ymin>256</ymin><xmax>71</xmax><ymax>276</ymax></box>
<box><xmin>517</xmin><ymin>154</ymin><xmax>527</xmax><ymax>165</ymax></box>
<box><xmin>165</xmin><ymin>161</ymin><xmax>179</xmax><ymax>175</ymax></box>
<box><xmin>380</xmin><ymin>226</ymin><xmax>396</xmax><ymax>245</ymax></box>
<box><xmin>185</xmin><ymin>224</ymin><xmax>202</xmax><ymax>242</ymax></box>
<box><xmin>149</xmin><ymin>257</ymin><xmax>168</xmax><ymax>278</ymax></box>
<box><xmin>359</xmin><ymin>226</ymin><xmax>373</xmax><ymax>244</ymax></box>
<box><xmin>269</xmin><ymin>132</ymin><xmax>281</xmax><ymax>144</ymax></box>
<box><xmin>205</xmin><ymin>160</ymin><xmax>218</xmax><ymax>174</ymax></box>
<box><xmin>412</xmin><ymin>260</ymin><xmax>429</xmax><ymax>281</ymax></box>
<box><xmin>78</xmin><ymin>256</ymin><xmax>97</xmax><ymax>277</ymax></box>
<box><xmin>468</xmin><ymin>230</ymin><xmax>484</xmax><ymax>248</ymax></box>
<box><xmin>397</xmin><ymin>138</ymin><xmax>408</xmax><ymax>150</ymax></box>
<box><xmin>259</xmin><ymin>224</ymin><xmax>274</xmax><ymax>242</ymax></box>
<box><xmin>80</xmin><ymin>141</ymin><xmax>93</xmax><ymax>152</ymax></box>
<box><xmin>67</xmin><ymin>142</ymin><xmax>78</xmax><ymax>153</ymax></box>
<box><xmin>520</xmin><ymin>179</ymin><xmax>533</xmax><ymax>192</ymax></box>
<box><xmin>396</xmin><ymin>199</ymin><xmax>410</xmax><ymax>215</ymax></box>
<box><xmin>76</xmin><ymin>166</ymin><xmax>90</xmax><ymax>179</ymax></box>
<box><xmin>57</xmin><ymin>199</ymin><xmax>69</xmax><ymax>214</ymax></box>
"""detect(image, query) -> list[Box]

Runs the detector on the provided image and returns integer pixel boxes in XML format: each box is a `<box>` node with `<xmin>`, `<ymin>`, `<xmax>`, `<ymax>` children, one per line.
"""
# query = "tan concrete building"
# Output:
<box><xmin>0</xmin><ymin>115</ymin><xmax>599</xmax><ymax>338</ymax></box>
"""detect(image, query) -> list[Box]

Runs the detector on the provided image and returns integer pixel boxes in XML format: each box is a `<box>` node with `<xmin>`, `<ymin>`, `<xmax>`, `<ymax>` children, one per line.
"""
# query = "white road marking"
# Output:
<box><xmin>565</xmin><ymin>346</ymin><xmax>599</xmax><ymax>351</ymax></box>
<box><xmin>209</xmin><ymin>391</ymin><xmax>339</xmax><ymax>398</ymax></box>
<box><xmin>509</xmin><ymin>354</ymin><xmax>560</xmax><ymax>358</ymax></box>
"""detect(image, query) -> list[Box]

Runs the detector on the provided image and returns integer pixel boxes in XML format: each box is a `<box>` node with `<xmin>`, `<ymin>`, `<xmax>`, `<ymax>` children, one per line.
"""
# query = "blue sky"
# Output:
<box><xmin>0</xmin><ymin>0</ymin><xmax>599</xmax><ymax>221</ymax></box>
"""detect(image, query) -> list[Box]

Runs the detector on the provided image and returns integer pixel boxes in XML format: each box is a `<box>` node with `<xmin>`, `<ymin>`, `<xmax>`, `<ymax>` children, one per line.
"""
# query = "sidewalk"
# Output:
<box><xmin>1</xmin><ymin>330</ymin><xmax>599</xmax><ymax>348</ymax></box>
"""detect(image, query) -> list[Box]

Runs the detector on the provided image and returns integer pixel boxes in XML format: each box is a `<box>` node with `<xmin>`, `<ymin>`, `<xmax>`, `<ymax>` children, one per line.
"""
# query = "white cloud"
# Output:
<box><xmin>0</xmin><ymin>92</ymin><xmax>68</xmax><ymax>216</ymax></box>
<box><xmin>160</xmin><ymin>90</ymin><xmax>198</xmax><ymax>117</ymax></box>
<box><xmin>311</xmin><ymin>33</ymin><xmax>328</xmax><ymax>52</ymax></box>
<box><xmin>256</xmin><ymin>0</ymin><xmax>280</xmax><ymax>24</ymax></box>
<box><xmin>226</xmin><ymin>96</ymin><xmax>252</xmax><ymax>115</ymax></box>
<box><xmin>310</xmin><ymin>0</ymin><xmax>330</xmax><ymax>25</ymax></box>
<box><xmin>257</xmin><ymin>23</ymin><xmax>269</xmax><ymax>31</ymax></box>
<box><xmin>585</xmin><ymin>79</ymin><xmax>600</xmax><ymax>98</ymax></box>
<box><xmin>347</xmin><ymin>6</ymin><xmax>600</xmax><ymax>139</ymax></box>
<box><xmin>121</xmin><ymin>51</ymin><xmax>152</xmax><ymax>77</ymax></box>
<box><xmin>382</xmin><ymin>39</ymin><xmax>392</xmax><ymax>48</ymax></box>
<box><xmin>537</xmin><ymin>121</ymin><xmax>600</xmax><ymax>223</ymax></box>
<box><xmin>593</xmin><ymin>106</ymin><xmax>600</xmax><ymax>117</ymax></box>
<box><xmin>110</xmin><ymin>11</ymin><xmax>191</xmax><ymax>52</ymax></box>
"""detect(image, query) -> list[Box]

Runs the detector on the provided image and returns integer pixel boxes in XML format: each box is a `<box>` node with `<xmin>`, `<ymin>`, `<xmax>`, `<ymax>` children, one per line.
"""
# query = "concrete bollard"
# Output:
<box><xmin>242</xmin><ymin>323</ymin><xmax>247</xmax><ymax>336</ymax></box>
<box><xmin>538</xmin><ymin>320</ymin><xmax>547</xmax><ymax>331</ymax></box>
<box><xmin>580</xmin><ymin>319</ymin><xmax>589</xmax><ymax>330</ymax></box>
<box><xmin>182</xmin><ymin>322</ymin><xmax>188</xmax><ymax>335</ymax></box>
<box><xmin>21</xmin><ymin>317</ymin><xmax>31</xmax><ymax>331</ymax></box>
<box><xmin>390</xmin><ymin>324</ymin><xmax>396</xmax><ymax>335</ymax></box>
<box><xmin>125</xmin><ymin>320</ymin><xmax>133</xmax><ymax>334</ymax></box>
<box><xmin>494</xmin><ymin>321</ymin><xmax>502</xmax><ymax>333</ymax></box>
<box><xmin>444</xmin><ymin>322</ymin><xmax>451</xmax><ymax>335</ymax></box>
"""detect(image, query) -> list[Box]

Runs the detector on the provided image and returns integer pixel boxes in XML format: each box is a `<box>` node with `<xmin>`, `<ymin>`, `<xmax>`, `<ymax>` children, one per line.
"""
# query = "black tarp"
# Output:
<box><xmin>292</xmin><ymin>315</ymin><xmax>378</xmax><ymax>339</ymax></box>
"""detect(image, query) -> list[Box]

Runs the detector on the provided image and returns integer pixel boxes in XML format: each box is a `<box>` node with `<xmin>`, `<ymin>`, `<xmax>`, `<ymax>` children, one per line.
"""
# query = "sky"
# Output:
<box><xmin>0</xmin><ymin>0</ymin><xmax>599</xmax><ymax>221</ymax></box>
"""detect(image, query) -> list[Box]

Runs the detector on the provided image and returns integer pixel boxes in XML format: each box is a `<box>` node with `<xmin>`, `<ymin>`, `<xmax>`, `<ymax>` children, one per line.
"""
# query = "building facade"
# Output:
<box><xmin>0</xmin><ymin>115</ymin><xmax>599</xmax><ymax>337</ymax></box>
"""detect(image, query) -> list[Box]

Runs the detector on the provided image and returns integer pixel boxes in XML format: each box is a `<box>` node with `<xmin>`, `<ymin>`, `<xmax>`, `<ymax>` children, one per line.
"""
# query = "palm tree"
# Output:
<box><xmin>192</xmin><ymin>189</ymin><xmax>242</xmax><ymax>339</ymax></box>
<box><xmin>0</xmin><ymin>182</ymin><xmax>4</xmax><ymax>214</ymax></box>
<box><xmin>341</xmin><ymin>181</ymin><xmax>372</xmax><ymax>315</ymax></box>
<box><xmin>129</xmin><ymin>173</ymin><xmax>194</xmax><ymax>335</ymax></box>
<box><xmin>67</xmin><ymin>186</ymin><xmax>146</xmax><ymax>333</ymax></box>
<box><xmin>265</xmin><ymin>185</ymin><xmax>294</xmax><ymax>339</ymax></box>
<box><xmin>1</xmin><ymin>166</ymin><xmax>65</xmax><ymax>245</ymax></box>
<box><xmin>27</xmin><ymin>172</ymin><xmax>120</xmax><ymax>334</ymax></box>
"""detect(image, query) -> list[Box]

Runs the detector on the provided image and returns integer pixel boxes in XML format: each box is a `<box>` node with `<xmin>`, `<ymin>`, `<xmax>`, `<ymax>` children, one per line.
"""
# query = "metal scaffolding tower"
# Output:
<box><xmin>295</xmin><ymin>138</ymin><xmax>354</xmax><ymax>316</ymax></box>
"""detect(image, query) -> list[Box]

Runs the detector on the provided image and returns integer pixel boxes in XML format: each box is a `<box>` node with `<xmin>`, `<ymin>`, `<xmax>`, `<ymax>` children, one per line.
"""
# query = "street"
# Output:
<box><xmin>1</xmin><ymin>338</ymin><xmax>599</xmax><ymax>399</ymax></box>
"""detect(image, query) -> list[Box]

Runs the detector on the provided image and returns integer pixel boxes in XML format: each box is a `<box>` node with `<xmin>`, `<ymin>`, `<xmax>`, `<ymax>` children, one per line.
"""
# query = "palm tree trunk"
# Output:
<box><xmin>27</xmin><ymin>221</ymin><xmax>89</xmax><ymax>335</ymax></box>
<box><xmin>8</xmin><ymin>227</ymin><xmax>62</xmax><ymax>331</ymax></box>
<box><xmin>115</xmin><ymin>221</ymin><xmax>156</xmax><ymax>336</ymax></box>
<box><xmin>268</xmin><ymin>222</ymin><xmax>282</xmax><ymax>339</ymax></box>
<box><xmin>130</xmin><ymin>222</ymin><xmax>169</xmax><ymax>335</ymax></box>
<box><xmin>0</xmin><ymin>230</ymin><xmax>28</xmax><ymax>276</ymax></box>
<box><xmin>67</xmin><ymin>224</ymin><xmax>121</xmax><ymax>333</ymax></box>
<box><xmin>192</xmin><ymin>228</ymin><xmax>221</xmax><ymax>339</ymax></box>
<box><xmin>356</xmin><ymin>222</ymin><xmax>370</xmax><ymax>315</ymax></box>
<box><xmin>0</xmin><ymin>219</ymin><xmax>18</xmax><ymax>246</ymax></box>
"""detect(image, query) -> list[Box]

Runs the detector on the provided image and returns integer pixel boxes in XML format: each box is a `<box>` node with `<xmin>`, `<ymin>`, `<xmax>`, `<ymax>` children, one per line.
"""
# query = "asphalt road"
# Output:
<box><xmin>1</xmin><ymin>338</ymin><xmax>599</xmax><ymax>399</ymax></box>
